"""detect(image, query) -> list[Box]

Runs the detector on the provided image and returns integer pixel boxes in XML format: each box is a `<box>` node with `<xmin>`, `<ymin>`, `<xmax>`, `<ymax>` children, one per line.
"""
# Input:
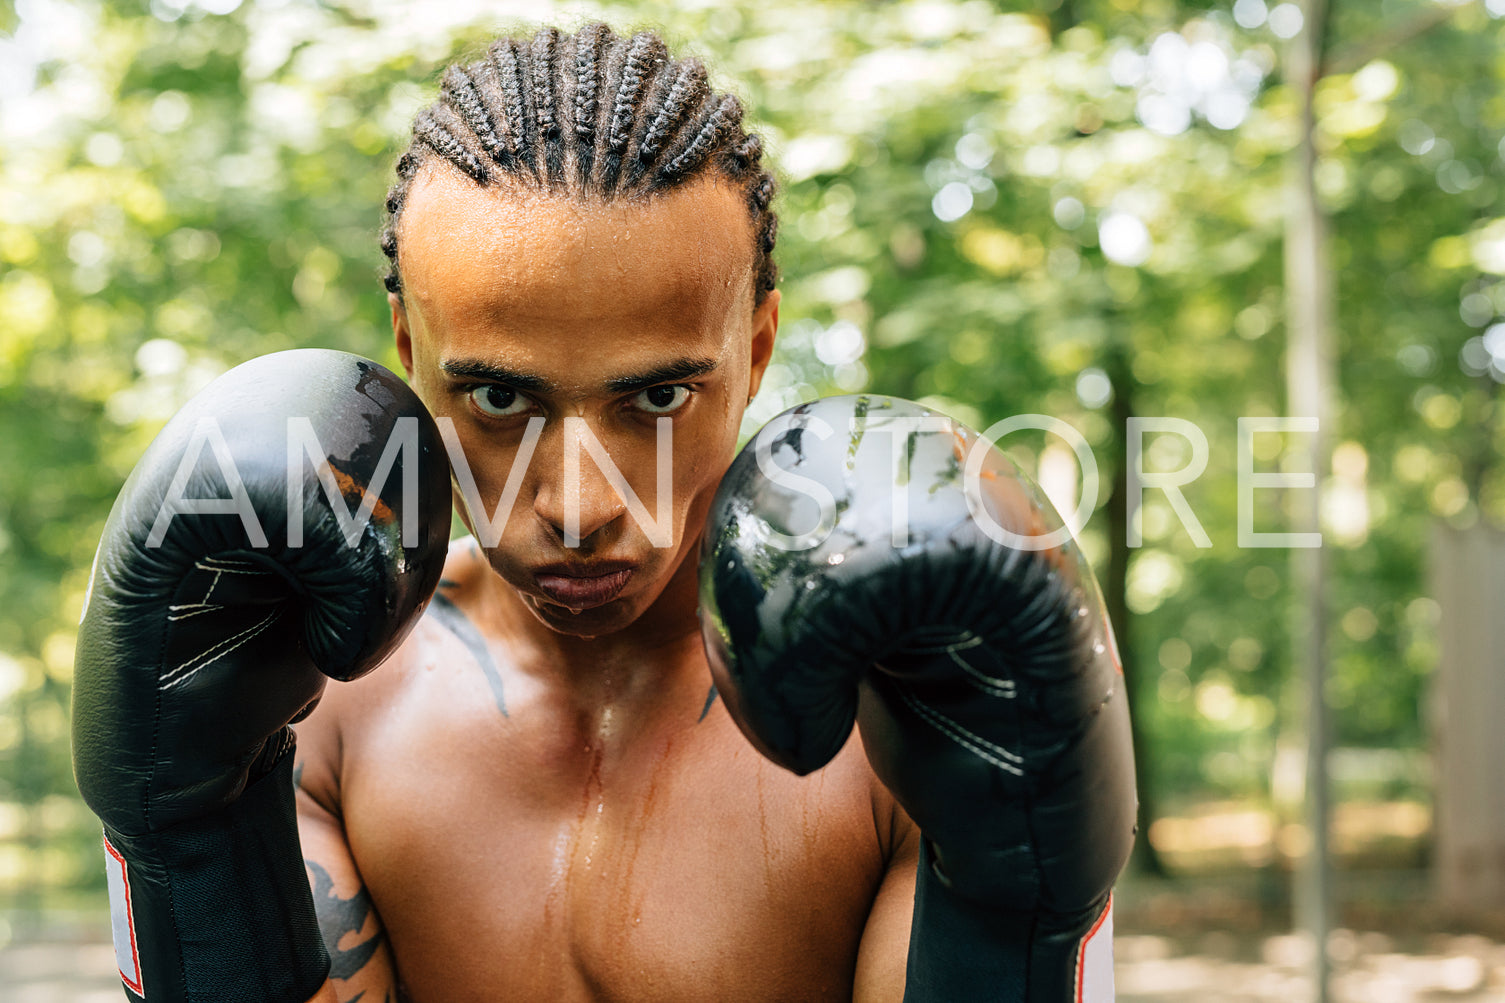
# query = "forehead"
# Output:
<box><xmin>397</xmin><ymin>164</ymin><xmax>756</xmax><ymax>345</ymax></box>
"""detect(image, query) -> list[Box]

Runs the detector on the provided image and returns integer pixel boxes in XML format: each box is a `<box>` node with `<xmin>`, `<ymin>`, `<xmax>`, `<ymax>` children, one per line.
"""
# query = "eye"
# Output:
<box><xmin>469</xmin><ymin>384</ymin><xmax>531</xmax><ymax>417</ymax></box>
<box><xmin>632</xmin><ymin>384</ymin><xmax>691</xmax><ymax>415</ymax></box>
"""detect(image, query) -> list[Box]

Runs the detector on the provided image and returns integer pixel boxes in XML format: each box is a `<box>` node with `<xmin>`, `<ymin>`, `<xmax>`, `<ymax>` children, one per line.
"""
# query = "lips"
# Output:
<box><xmin>533</xmin><ymin>562</ymin><xmax>636</xmax><ymax>610</ymax></box>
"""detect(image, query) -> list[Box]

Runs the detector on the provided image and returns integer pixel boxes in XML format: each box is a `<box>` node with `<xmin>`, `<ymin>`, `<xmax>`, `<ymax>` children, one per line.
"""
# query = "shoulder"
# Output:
<box><xmin>418</xmin><ymin>536</ymin><xmax>505</xmax><ymax>693</ymax></box>
<box><xmin>431</xmin><ymin>533</ymin><xmax>491</xmax><ymax>602</ymax></box>
<box><xmin>294</xmin><ymin>535</ymin><xmax>495</xmax><ymax>808</ymax></box>
<box><xmin>864</xmin><ymin>754</ymin><xmax>919</xmax><ymax>868</ymax></box>
<box><xmin>824</xmin><ymin>728</ymin><xmax>917</xmax><ymax>868</ymax></box>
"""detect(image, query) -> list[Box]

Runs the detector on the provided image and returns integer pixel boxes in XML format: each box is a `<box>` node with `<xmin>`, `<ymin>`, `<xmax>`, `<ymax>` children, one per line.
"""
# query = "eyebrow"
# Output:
<box><xmin>605</xmin><ymin>357</ymin><xmax>719</xmax><ymax>394</ymax></box>
<box><xmin>440</xmin><ymin>359</ymin><xmax>556</xmax><ymax>394</ymax></box>
<box><xmin>439</xmin><ymin>356</ymin><xmax>719</xmax><ymax>396</ymax></box>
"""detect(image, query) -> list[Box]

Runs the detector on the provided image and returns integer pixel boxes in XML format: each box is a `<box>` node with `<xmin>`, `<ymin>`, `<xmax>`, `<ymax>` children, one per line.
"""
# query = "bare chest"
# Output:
<box><xmin>338</xmin><ymin>665</ymin><xmax>886</xmax><ymax>1002</ymax></box>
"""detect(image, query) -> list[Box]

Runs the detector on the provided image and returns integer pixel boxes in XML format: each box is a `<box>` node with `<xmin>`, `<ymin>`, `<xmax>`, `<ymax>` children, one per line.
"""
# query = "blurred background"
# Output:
<box><xmin>2</xmin><ymin>0</ymin><xmax>1504</xmax><ymax>999</ymax></box>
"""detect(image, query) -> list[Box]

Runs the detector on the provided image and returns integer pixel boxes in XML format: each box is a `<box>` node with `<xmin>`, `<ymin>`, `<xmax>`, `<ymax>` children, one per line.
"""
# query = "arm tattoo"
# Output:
<box><xmin>307</xmin><ymin>860</ymin><xmax>388</xmax><ymax>981</ymax></box>
<box><xmin>427</xmin><ymin>582</ymin><xmax>508</xmax><ymax>717</ymax></box>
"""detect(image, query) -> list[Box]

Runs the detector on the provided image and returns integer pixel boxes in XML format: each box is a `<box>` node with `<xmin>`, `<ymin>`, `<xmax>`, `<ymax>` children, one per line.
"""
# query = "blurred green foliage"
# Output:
<box><xmin>1</xmin><ymin>0</ymin><xmax>1503</xmax><ymax>911</ymax></box>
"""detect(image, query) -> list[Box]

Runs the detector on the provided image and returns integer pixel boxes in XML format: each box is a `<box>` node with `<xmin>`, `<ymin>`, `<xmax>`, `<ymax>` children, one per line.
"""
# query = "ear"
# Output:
<box><xmin>745</xmin><ymin>289</ymin><xmax>780</xmax><ymax>402</ymax></box>
<box><xmin>390</xmin><ymin>292</ymin><xmax>415</xmax><ymax>381</ymax></box>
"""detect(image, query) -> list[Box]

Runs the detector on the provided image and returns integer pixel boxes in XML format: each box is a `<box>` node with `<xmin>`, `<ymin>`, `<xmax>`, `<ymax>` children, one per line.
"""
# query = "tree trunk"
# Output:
<box><xmin>1104</xmin><ymin>345</ymin><xmax>1167</xmax><ymax>878</ymax></box>
<box><xmin>1284</xmin><ymin>0</ymin><xmax>1337</xmax><ymax>997</ymax></box>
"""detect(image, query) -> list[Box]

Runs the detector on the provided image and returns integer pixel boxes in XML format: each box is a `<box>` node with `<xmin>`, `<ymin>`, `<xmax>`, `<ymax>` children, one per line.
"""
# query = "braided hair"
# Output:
<box><xmin>381</xmin><ymin>23</ymin><xmax>779</xmax><ymax>308</ymax></box>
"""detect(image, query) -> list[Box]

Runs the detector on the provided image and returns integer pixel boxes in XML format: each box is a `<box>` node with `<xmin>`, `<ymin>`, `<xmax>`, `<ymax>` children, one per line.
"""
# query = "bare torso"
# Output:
<box><xmin>295</xmin><ymin>540</ymin><xmax>918</xmax><ymax>1002</ymax></box>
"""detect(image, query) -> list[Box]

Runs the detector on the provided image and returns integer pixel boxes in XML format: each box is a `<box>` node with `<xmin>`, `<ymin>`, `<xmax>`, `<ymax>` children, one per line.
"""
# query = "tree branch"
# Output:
<box><xmin>1320</xmin><ymin>2</ymin><xmax>1469</xmax><ymax>77</ymax></box>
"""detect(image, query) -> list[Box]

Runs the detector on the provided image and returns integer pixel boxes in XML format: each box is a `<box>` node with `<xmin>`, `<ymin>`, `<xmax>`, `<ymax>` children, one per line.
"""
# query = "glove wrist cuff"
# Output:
<box><xmin>102</xmin><ymin>753</ymin><xmax>330</xmax><ymax>1002</ymax></box>
<box><xmin>904</xmin><ymin>839</ymin><xmax>1113</xmax><ymax>1002</ymax></box>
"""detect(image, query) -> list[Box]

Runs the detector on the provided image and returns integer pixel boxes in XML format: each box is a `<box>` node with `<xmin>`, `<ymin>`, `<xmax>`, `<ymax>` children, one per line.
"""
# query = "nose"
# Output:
<box><xmin>532</xmin><ymin>417</ymin><xmax>629</xmax><ymax>548</ymax></box>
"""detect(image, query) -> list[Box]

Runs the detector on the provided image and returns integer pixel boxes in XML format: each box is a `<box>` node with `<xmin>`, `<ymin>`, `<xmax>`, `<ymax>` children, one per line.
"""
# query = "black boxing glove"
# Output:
<box><xmin>71</xmin><ymin>350</ymin><xmax>450</xmax><ymax>1002</ymax></box>
<box><xmin>700</xmin><ymin>395</ymin><xmax>1136</xmax><ymax>1002</ymax></box>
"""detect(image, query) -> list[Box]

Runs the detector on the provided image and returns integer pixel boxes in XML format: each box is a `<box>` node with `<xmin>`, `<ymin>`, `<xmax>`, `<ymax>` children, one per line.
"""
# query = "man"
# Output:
<box><xmin>73</xmin><ymin>23</ymin><xmax>1134</xmax><ymax>1002</ymax></box>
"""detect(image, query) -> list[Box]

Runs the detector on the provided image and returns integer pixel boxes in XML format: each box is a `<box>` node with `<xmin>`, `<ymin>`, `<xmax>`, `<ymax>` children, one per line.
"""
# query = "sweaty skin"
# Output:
<box><xmin>293</xmin><ymin>164</ymin><xmax>920</xmax><ymax>1002</ymax></box>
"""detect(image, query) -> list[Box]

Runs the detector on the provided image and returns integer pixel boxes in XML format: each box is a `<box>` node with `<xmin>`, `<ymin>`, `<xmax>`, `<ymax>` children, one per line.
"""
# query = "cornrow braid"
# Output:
<box><xmin>661</xmin><ymin>93</ymin><xmax>742</xmax><ymax>183</ymax></box>
<box><xmin>380</xmin><ymin>151</ymin><xmax>424</xmax><ymax>294</ymax></box>
<box><xmin>530</xmin><ymin>27</ymin><xmax>564</xmax><ymax>184</ymax></box>
<box><xmin>623</xmin><ymin>58</ymin><xmax>708</xmax><ymax>189</ymax></box>
<box><xmin>599</xmin><ymin>31</ymin><xmax>667</xmax><ymax>193</ymax></box>
<box><xmin>440</xmin><ymin>65</ymin><xmax>513</xmax><ymax>172</ymax></box>
<box><xmin>412</xmin><ymin>104</ymin><xmax>489</xmax><ymax>185</ymax></box>
<box><xmin>489</xmin><ymin>39</ymin><xmax>532</xmax><ymax>177</ymax></box>
<box><xmin>381</xmin><ymin>22</ymin><xmax>780</xmax><ymax>307</ymax></box>
<box><xmin>571</xmin><ymin>22</ymin><xmax>610</xmax><ymax>186</ymax></box>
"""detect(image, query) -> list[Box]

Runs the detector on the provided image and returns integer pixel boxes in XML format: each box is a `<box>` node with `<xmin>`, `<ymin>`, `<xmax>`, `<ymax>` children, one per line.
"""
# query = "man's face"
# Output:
<box><xmin>392</xmin><ymin>163</ymin><xmax>778</xmax><ymax>637</ymax></box>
